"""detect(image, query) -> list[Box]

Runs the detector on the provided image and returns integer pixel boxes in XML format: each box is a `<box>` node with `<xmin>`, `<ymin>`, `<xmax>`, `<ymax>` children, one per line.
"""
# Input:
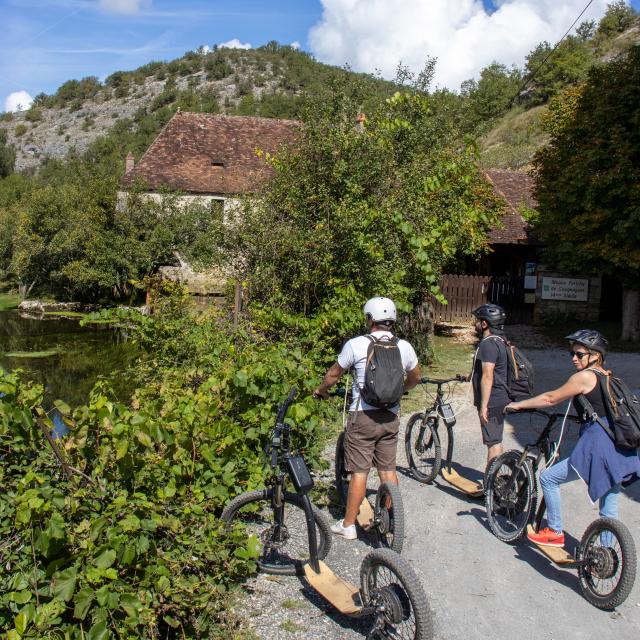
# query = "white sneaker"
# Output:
<box><xmin>331</xmin><ymin>519</ymin><xmax>357</xmax><ymax>540</ymax></box>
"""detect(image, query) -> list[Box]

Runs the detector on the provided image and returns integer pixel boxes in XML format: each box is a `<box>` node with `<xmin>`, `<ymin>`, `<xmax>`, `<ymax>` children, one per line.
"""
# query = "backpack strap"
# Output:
<box><xmin>581</xmin><ymin>367</ymin><xmax>617</xmax><ymax>443</ymax></box>
<box><xmin>474</xmin><ymin>334</ymin><xmax>510</xmax><ymax>393</ymax></box>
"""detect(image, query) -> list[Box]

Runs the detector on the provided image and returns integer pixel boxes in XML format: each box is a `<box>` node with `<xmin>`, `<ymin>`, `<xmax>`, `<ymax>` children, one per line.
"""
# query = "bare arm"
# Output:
<box><xmin>479</xmin><ymin>362</ymin><xmax>495</xmax><ymax>423</ymax></box>
<box><xmin>404</xmin><ymin>364</ymin><xmax>422</xmax><ymax>392</ymax></box>
<box><xmin>314</xmin><ymin>362</ymin><xmax>345</xmax><ymax>398</ymax></box>
<box><xmin>507</xmin><ymin>370</ymin><xmax>598</xmax><ymax>411</ymax></box>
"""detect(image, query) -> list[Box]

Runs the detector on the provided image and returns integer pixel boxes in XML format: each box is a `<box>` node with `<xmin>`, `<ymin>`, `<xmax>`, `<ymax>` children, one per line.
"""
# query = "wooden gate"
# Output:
<box><xmin>432</xmin><ymin>274</ymin><xmax>532</xmax><ymax>324</ymax></box>
<box><xmin>432</xmin><ymin>275</ymin><xmax>490</xmax><ymax>323</ymax></box>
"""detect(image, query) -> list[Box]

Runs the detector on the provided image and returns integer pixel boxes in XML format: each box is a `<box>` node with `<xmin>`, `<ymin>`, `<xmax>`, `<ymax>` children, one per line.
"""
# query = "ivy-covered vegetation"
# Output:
<box><xmin>0</xmin><ymin>284</ymin><xmax>340</xmax><ymax>639</ymax></box>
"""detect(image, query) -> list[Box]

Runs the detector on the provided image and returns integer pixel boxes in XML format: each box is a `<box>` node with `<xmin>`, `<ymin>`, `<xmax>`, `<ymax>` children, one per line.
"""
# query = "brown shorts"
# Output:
<box><xmin>344</xmin><ymin>409</ymin><xmax>399</xmax><ymax>473</ymax></box>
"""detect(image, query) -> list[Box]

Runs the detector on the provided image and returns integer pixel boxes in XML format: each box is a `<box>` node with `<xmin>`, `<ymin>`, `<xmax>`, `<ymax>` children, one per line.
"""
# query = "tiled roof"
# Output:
<box><xmin>483</xmin><ymin>170</ymin><xmax>538</xmax><ymax>245</ymax></box>
<box><xmin>121</xmin><ymin>112</ymin><xmax>299</xmax><ymax>195</ymax></box>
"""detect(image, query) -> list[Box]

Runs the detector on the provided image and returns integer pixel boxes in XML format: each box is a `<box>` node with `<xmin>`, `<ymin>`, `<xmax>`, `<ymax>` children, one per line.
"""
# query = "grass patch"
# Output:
<box><xmin>402</xmin><ymin>333</ymin><xmax>475</xmax><ymax>415</ymax></box>
<box><xmin>0</xmin><ymin>292</ymin><xmax>21</xmax><ymax>311</ymax></box>
<box><xmin>281</xmin><ymin>599</ymin><xmax>308</xmax><ymax>610</ymax></box>
<box><xmin>279</xmin><ymin>620</ymin><xmax>306</xmax><ymax>633</ymax></box>
<box><xmin>480</xmin><ymin>105</ymin><xmax>548</xmax><ymax>170</ymax></box>
<box><xmin>4</xmin><ymin>348</ymin><xmax>62</xmax><ymax>358</ymax></box>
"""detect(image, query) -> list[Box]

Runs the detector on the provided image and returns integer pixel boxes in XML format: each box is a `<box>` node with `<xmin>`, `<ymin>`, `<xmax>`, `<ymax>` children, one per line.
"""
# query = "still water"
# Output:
<box><xmin>0</xmin><ymin>309</ymin><xmax>135</xmax><ymax>409</ymax></box>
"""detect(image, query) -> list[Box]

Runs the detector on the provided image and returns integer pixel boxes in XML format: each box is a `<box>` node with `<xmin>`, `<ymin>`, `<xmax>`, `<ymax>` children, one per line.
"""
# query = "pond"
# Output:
<box><xmin>0</xmin><ymin>309</ymin><xmax>136</xmax><ymax>410</ymax></box>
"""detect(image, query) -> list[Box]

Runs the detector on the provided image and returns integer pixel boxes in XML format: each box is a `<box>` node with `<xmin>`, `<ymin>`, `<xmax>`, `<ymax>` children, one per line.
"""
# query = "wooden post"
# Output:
<box><xmin>233</xmin><ymin>281</ymin><xmax>242</xmax><ymax>327</ymax></box>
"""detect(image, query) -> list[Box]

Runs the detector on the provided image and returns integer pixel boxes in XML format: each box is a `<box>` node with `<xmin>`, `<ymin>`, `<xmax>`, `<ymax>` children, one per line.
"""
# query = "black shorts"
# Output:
<box><xmin>480</xmin><ymin>406</ymin><xmax>506</xmax><ymax>446</ymax></box>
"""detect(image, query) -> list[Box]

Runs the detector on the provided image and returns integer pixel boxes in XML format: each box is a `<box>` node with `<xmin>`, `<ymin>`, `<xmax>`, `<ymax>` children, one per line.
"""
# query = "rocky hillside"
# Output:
<box><xmin>0</xmin><ymin>44</ymin><xmax>393</xmax><ymax>173</ymax></box>
<box><xmin>1</xmin><ymin>10</ymin><xmax>639</xmax><ymax>174</ymax></box>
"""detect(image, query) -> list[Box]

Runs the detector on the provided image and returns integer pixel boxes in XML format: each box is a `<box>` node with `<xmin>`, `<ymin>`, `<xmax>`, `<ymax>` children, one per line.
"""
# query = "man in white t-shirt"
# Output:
<box><xmin>314</xmin><ymin>297</ymin><xmax>421</xmax><ymax>539</ymax></box>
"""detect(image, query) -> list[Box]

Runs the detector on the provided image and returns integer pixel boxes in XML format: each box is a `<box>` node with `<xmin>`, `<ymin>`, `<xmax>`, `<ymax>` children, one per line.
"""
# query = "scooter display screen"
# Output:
<box><xmin>286</xmin><ymin>455</ymin><xmax>314</xmax><ymax>493</ymax></box>
<box><xmin>438</xmin><ymin>403</ymin><xmax>456</xmax><ymax>427</ymax></box>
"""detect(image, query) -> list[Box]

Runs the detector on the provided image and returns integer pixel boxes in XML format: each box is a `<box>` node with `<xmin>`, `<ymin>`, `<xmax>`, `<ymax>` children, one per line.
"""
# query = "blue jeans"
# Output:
<box><xmin>539</xmin><ymin>457</ymin><xmax>620</xmax><ymax>533</ymax></box>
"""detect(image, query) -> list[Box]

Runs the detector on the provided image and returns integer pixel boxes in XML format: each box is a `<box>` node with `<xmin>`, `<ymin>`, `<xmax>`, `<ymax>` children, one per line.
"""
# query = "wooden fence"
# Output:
<box><xmin>432</xmin><ymin>275</ymin><xmax>490</xmax><ymax>323</ymax></box>
<box><xmin>432</xmin><ymin>274</ymin><xmax>533</xmax><ymax>324</ymax></box>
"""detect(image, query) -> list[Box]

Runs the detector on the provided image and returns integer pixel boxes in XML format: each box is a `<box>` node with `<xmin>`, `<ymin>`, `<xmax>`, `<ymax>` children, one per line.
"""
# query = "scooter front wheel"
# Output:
<box><xmin>360</xmin><ymin>548</ymin><xmax>432</xmax><ymax>640</ymax></box>
<box><xmin>484</xmin><ymin>450</ymin><xmax>536</xmax><ymax>544</ymax></box>
<box><xmin>405</xmin><ymin>413</ymin><xmax>441</xmax><ymax>483</ymax></box>
<box><xmin>221</xmin><ymin>489</ymin><xmax>332</xmax><ymax>575</ymax></box>
<box><xmin>373</xmin><ymin>482</ymin><xmax>404</xmax><ymax>554</ymax></box>
<box><xmin>577</xmin><ymin>517</ymin><xmax>637</xmax><ymax>610</ymax></box>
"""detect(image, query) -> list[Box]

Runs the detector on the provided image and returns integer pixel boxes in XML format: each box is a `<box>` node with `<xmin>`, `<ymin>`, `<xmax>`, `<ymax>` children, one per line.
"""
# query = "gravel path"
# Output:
<box><xmin>235</xmin><ymin>349</ymin><xmax>640</xmax><ymax>639</ymax></box>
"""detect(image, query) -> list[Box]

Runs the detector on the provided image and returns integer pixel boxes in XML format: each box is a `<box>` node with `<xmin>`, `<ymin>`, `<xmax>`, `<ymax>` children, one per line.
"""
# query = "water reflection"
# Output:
<box><xmin>0</xmin><ymin>309</ymin><xmax>136</xmax><ymax>408</ymax></box>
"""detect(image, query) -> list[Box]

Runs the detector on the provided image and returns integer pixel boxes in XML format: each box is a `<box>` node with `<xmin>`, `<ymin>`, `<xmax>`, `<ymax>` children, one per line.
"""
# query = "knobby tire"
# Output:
<box><xmin>360</xmin><ymin>547</ymin><xmax>433</xmax><ymax>640</ymax></box>
<box><xmin>577</xmin><ymin>517</ymin><xmax>637</xmax><ymax>610</ymax></box>
<box><xmin>405</xmin><ymin>412</ymin><xmax>441</xmax><ymax>484</ymax></box>
<box><xmin>485</xmin><ymin>450</ymin><xmax>536</xmax><ymax>544</ymax></box>
<box><xmin>221</xmin><ymin>489</ymin><xmax>331</xmax><ymax>575</ymax></box>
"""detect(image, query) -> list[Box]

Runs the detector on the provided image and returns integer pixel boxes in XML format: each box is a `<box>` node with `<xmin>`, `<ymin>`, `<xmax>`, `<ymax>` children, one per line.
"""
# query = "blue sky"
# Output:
<box><xmin>2</xmin><ymin>0</ymin><xmax>639</xmax><ymax>111</ymax></box>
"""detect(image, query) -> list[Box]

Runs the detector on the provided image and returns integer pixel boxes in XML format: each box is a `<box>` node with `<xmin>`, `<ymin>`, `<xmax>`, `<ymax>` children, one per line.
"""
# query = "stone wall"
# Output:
<box><xmin>533</xmin><ymin>266</ymin><xmax>601</xmax><ymax>324</ymax></box>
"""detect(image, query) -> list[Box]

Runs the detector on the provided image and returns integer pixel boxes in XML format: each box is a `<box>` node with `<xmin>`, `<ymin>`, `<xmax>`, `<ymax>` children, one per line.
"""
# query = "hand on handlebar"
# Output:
<box><xmin>504</xmin><ymin>403</ymin><xmax>520</xmax><ymax>414</ymax></box>
<box><xmin>312</xmin><ymin>389</ymin><xmax>329</xmax><ymax>400</ymax></box>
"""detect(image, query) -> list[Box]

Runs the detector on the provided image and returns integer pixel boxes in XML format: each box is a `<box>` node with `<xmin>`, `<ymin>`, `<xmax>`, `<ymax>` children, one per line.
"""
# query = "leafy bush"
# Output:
<box><xmin>14</xmin><ymin>124</ymin><xmax>27</xmax><ymax>137</ymax></box>
<box><xmin>0</xmin><ymin>288</ymin><xmax>334</xmax><ymax>638</ymax></box>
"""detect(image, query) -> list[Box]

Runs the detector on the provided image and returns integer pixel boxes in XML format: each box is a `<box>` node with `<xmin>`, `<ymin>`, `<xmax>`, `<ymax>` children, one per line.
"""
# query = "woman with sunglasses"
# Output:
<box><xmin>505</xmin><ymin>329</ymin><xmax>640</xmax><ymax>548</ymax></box>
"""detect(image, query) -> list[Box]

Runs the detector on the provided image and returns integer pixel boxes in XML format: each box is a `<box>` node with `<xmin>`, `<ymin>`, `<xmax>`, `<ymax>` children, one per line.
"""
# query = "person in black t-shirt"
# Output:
<box><xmin>471</xmin><ymin>304</ymin><xmax>509</xmax><ymax>473</ymax></box>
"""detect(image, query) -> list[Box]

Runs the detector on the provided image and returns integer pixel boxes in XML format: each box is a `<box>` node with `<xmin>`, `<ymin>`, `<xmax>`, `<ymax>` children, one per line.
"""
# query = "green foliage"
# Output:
<box><xmin>597</xmin><ymin>1</ymin><xmax>638</xmax><ymax>36</ymax></box>
<box><xmin>51</xmin><ymin>76</ymin><xmax>102</xmax><ymax>108</ymax></box>
<box><xmin>462</xmin><ymin>62</ymin><xmax>522</xmax><ymax>124</ymax></box>
<box><xmin>533</xmin><ymin>46</ymin><xmax>640</xmax><ymax>283</ymax></box>
<box><xmin>524</xmin><ymin>37</ymin><xmax>595</xmax><ymax>105</ymax></box>
<box><xmin>225</xmin><ymin>76</ymin><xmax>502</xmax><ymax>355</ymax></box>
<box><xmin>24</xmin><ymin>108</ymin><xmax>42</xmax><ymax>123</ymax></box>
<box><xmin>4</xmin><ymin>175</ymin><xmax>224</xmax><ymax>301</ymax></box>
<box><xmin>0</xmin><ymin>287</ymin><xmax>335</xmax><ymax>637</ymax></box>
<box><xmin>0</xmin><ymin>128</ymin><xmax>16</xmax><ymax>178</ymax></box>
<box><xmin>14</xmin><ymin>124</ymin><xmax>27</xmax><ymax>137</ymax></box>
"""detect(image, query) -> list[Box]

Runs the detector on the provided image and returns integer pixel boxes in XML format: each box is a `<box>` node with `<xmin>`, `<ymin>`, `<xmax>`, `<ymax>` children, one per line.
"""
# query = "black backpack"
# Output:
<box><xmin>360</xmin><ymin>335</ymin><xmax>405</xmax><ymax>409</ymax></box>
<box><xmin>588</xmin><ymin>369</ymin><xmax>640</xmax><ymax>450</ymax></box>
<box><xmin>482</xmin><ymin>335</ymin><xmax>535</xmax><ymax>401</ymax></box>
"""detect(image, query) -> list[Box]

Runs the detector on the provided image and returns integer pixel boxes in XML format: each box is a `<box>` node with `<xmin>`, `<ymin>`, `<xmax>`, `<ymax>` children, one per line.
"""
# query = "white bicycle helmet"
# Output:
<box><xmin>363</xmin><ymin>297</ymin><xmax>397</xmax><ymax>323</ymax></box>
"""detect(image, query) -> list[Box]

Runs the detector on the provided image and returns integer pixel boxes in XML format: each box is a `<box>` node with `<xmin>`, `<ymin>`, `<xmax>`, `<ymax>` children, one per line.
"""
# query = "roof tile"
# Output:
<box><xmin>121</xmin><ymin>112</ymin><xmax>298</xmax><ymax>194</ymax></box>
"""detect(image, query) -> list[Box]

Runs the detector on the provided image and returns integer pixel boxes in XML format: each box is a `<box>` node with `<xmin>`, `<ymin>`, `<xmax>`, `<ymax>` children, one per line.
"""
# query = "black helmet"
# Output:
<box><xmin>472</xmin><ymin>303</ymin><xmax>506</xmax><ymax>328</ymax></box>
<box><xmin>565</xmin><ymin>329</ymin><xmax>609</xmax><ymax>358</ymax></box>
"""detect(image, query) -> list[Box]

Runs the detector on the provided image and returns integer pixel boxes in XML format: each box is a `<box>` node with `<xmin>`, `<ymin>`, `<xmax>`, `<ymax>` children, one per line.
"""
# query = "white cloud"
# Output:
<box><xmin>218</xmin><ymin>38</ymin><xmax>252</xmax><ymax>50</ymax></box>
<box><xmin>5</xmin><ymin>90</ymin><xmax>33</xmax><ymax>113</ymax></box>
<box><xmin>290</xmin><ymin>41</ymin><xmax>301</xmax><ymax>50</ymax></box>
<box><xmin>309</xmin><ymin>0</ymin><xmax>613</xmax><ymax>89</ymax></box>
<box><xmin>97</xmin><ymin>0</ymin><xmax>151</xmax><ymax>15</ymax></box>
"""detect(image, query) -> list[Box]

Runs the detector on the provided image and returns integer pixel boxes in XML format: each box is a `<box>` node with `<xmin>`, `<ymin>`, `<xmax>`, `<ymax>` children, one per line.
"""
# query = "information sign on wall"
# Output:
<box><xmin>541</xmin><ymin>277</ymin><xmax>589</xmax><ymax>302</ymax></box>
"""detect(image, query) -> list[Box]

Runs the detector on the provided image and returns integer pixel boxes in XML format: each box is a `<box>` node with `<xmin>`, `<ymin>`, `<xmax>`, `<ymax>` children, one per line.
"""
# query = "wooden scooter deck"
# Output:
<box><xmin>441</xmin><ymin>468</ymin><xmax>484</xmax><ymax>497</ymax></box>
<box><xmin>526</xmin><ymin>525</ymin><xmax>574</xmax><ymax>564</ymax></box>
<box><xmin>356</xmin><ymin>497</ymin><xmax>374</xmax><ymax>530</ymax></box>
<box><xmin>303</xmin><ymin>560</ymin><xmax>363</xmax><ymax>614</ymax></box>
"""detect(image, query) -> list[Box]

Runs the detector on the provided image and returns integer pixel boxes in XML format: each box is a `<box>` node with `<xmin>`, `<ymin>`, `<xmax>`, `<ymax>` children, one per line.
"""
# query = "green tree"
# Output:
<box><xmin>461</xmin><ymin>62</ymin><xmax>522</xmax><ymax>124</ymax></box>
<box><xmin>0</xmin><ymin>128</ymin><xmax>16</xmax><ymax>177</ymax></box>
<box><xmin>597</xmin><ymin>1</ymin><xmax>637</xmax><ymax>36</ymax></box>
<box><xmin>524</xmin><ymin>36</ymin><xmax>595</xmax><ymax>105</ymax></box>
<box><xmin>226</xmin><ymin>74</ymin><xmax>503</xmax><ymax>354</ymax></box>
<box><xmin>8</xmin><ymin>174</ymin><xmax>222</xmax><ymax>301</ymax></box>
<box><xmin>533</xmin><ymin>46</ymin><xmax>640</xmax><ymax>340</ymax></box>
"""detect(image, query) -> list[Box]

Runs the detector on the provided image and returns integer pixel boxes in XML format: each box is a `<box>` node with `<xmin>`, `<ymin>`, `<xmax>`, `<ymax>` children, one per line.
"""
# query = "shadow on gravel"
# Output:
<box><xmin>295</xmin><ymin>576</ymin><xmax>371</xmax><ymax>637</ymax></box>
<box><xmin>511</xmin><ymin>541</ymin><xmax>583</xmax><ymax>597</ymax></box>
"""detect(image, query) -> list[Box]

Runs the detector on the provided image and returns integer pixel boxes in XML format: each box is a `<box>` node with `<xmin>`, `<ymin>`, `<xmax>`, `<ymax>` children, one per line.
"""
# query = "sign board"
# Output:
<box><xmin>524</xmin><ymin>276</ymin><xmax>537</xmax><ymax>290</ymax></box>
<box><xmin>524</xmin><ymin>292</ymin><xmax>536</xmax><ymax>304</ymax></box>
<box><xmin>541</xmin><ymin>277</ymin><xmax>589</xmax><ymax>302</ymax></box>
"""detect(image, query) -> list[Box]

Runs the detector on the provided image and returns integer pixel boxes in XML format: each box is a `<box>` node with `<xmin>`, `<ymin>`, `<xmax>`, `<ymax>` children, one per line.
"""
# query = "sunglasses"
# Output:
<box><xmin>569</xmin><ymin>350</ymin><xmax>590</xmax><ymax>360</ymax></box>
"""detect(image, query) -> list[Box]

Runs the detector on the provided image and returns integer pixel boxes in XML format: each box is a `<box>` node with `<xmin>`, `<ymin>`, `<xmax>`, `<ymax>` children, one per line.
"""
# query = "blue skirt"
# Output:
<box><xmin>569</xmin><ymin>419</ymin><xmax>640</xmax><ymax>502</ymax></box>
